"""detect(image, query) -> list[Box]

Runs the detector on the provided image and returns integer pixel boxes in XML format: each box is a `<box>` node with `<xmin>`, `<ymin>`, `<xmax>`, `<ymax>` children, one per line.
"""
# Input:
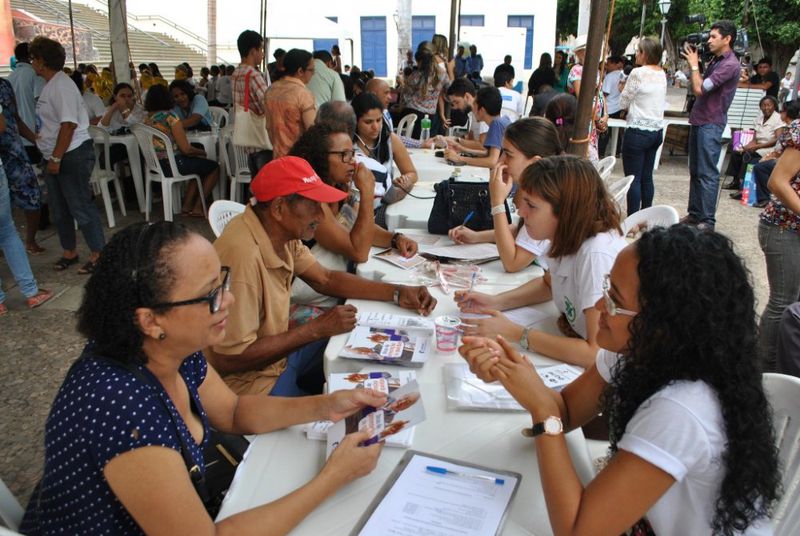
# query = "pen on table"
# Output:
<box><xmin>426</xmin><ymin>465</ymin><xmax>505</xmax><ymax>485</ymax></box>
<box><xmin>467</xmin><ymin>271</ymin><xmax>477</xmax><ymax>310</ymax></box>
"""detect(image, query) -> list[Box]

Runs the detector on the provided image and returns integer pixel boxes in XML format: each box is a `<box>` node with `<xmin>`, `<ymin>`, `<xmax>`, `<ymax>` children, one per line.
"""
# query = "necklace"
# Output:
<box><xmin>356</xmin><ymin>131</ymin><xmax>380</xmax><ymax>155</ymax></box>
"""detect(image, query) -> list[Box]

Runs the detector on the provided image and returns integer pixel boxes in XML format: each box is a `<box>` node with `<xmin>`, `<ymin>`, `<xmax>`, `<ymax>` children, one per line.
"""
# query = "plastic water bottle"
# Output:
<box><xmin>420</xmin><ymin>114</ymin><xmax>432</xmax><ymax>142</ymax></box>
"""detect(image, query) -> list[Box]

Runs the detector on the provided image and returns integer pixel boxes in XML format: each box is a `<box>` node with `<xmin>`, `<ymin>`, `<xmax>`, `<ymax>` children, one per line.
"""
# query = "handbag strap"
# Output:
<box><xmin>89</xmin><ymin>356</ymin><xmax>213</xmax><ymax>504</ymax></box>
<box><xmin>243</xmin><ymin>70</ymin><xmax>251</xmax><ymax>113</ymax></box>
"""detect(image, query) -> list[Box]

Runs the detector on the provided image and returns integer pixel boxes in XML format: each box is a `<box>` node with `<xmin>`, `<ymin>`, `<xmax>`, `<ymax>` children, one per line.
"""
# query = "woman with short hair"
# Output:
<box><xmin>169</xmin><ymin>79</ymin><xmax>213</xmax><ymax>131</ymax></box>
<box><xmin>456</xmin><ymin>155</ymin><xmax>626</xmax><ymax>367</ymax></box>
<box><xmin>30</xmin><ymin>36</ymin><xmax>105</xmax><ymax>274</ymax></box>
<box><xmin>21</xmin><ymin>221</ymin><xmax>386</xmax><ymax>535</ymax></box>
<box><xmin>460</xmin><ymin>225</ymin><xmax>779</xmax><ymax>535</ymax></box>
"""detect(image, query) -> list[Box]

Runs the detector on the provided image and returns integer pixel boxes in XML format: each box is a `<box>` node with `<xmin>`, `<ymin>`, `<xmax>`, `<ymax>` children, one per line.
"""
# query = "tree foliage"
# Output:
<box><xmin>557</xmin><ymin>0</ymin><xmax>800</xmax><ymax>71</ymax></box>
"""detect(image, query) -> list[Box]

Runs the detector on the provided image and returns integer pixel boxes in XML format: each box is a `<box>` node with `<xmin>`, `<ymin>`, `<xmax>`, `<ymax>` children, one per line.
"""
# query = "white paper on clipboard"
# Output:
<box><xmin>351</xmin><ymin>450</ymin><xmax>521</xmax><ymax>536</ymax></box>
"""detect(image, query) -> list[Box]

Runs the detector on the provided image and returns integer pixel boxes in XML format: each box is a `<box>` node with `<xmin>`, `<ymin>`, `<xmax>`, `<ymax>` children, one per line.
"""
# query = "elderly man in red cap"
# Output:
<box><xmin>209</xmin><ymin>156</ymin><xmax>436</xmax><ymax>396</ymax></box>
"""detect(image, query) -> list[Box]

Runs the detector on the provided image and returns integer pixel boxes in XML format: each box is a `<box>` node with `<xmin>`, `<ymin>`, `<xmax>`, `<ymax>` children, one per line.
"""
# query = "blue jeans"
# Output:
<box><xmin>269</xmin><ymin>338</ymin><xmax>327</xmax><ymax>397</ymax></box>
<box><xmin>688</xmin><ymin>124</ymin><xmax>725</xmax><ymax>225</ymax></box>
<box><xmin>754</xmin><ymin>158</ymin><xmax>777</xmax><ymax>203</ymax></box>
<box><xmin>0</xmin><ymin>166</ymin><xmax>39</xmax><ymax>303</ymax></box>
<box><xmin>758</xmin><ymin>221</ymin><xmax>800</xmax><ymax>371</ymax></box>
<box><xmin>622</xmin><ymin>127</ymin><xmax>663</xmax><ymax>215</ymax></box>
<box><xmin>43</xmin><ymin>140</ymin><xmax>105</xmax><ymax>253</ymax></box>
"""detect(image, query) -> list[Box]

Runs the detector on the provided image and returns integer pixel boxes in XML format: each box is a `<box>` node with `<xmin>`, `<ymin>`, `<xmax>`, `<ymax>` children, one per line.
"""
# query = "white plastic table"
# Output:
<box><xmin>606</xmin><ymin>116</ymin><xmax>691</xmax><ymax>170</ymax></box>
<box><xmin>217</xmin><ymin>286</ymin><xmax>595</xmax><ymax>535</ymax></box>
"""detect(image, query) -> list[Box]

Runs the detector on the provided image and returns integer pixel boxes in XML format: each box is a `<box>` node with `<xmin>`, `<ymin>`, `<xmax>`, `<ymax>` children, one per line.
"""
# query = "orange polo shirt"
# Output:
<box><xmin>210</xmin><ymin>205</ymin><xmax>316</xmax><ymax>395</ymax></box>
<box><xmin>264</xmin><ymin>76</ymin><xmax>316</xmax><ymax>158</ymax></box>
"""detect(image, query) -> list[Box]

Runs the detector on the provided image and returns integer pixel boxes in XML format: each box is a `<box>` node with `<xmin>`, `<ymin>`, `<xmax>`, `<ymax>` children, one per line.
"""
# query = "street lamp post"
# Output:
<box><xmin>659</xmin><ymin>0</ymin><xmax>672</xmax><ymax>48</ymax></box>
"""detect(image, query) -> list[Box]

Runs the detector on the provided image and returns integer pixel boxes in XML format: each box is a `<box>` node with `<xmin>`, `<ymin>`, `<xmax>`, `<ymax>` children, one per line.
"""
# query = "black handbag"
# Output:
<box><xmin>427</xmin><ymin>178</ymin><xmax>511</xmax><ymax>235</ymax></box>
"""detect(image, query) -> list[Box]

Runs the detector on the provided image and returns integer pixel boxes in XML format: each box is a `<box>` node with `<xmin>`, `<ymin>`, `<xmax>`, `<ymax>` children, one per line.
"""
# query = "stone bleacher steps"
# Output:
<box><xmin>9</xmin><ymin>0</ymin><xmax>208</xmax><ymax>70</ymax></box>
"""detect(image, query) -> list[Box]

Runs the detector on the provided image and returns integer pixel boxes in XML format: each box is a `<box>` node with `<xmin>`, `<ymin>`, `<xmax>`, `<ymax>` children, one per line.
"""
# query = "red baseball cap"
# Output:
<box><xmin>250</xmin><ymin>156</ymin><xmax>347</xmax><ymax>203</ymax></box>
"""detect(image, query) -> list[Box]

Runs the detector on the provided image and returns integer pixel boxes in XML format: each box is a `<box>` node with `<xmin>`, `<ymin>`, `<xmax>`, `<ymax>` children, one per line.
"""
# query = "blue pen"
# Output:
<box><xmin>461</xmin><ymin>211</ymin><xmax>475</xmax><ymax>227</ymax></box>
<box><xmin>426</xmin><ymin>465</ymin><xmax>505</xmax><ymax>485</ymax></box>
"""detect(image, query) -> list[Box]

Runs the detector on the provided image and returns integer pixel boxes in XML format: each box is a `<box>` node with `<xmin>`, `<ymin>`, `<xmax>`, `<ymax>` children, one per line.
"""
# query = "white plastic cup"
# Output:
<box><xmin>435</xmin><ymin>316</ymin><xmax>460</xmax><ymax>353</ymax></box>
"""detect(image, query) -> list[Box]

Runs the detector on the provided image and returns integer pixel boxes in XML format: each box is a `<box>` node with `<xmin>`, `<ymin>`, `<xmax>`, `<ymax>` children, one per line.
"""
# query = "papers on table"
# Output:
<box><xmin>357</xmin><ymin>311</ymin><xmax>435</xmax><ymax>331</ymax></box>
<box><xmin>418</xmin><ymin>242</ymin><xmax>500</xmax><ymax>263</ymax></box>
<box><xmin>504</xmin><ymin>305</ymin><xmax>553</xmax><ymax>327</ymax></box>
<box><xmin>373</xmin><ymin>249</ymin><xmax>427</xmax><ymax>270</ymax></box>
<box><xmin>444</xmin><ymin>362</ymin><xmax>584</xmax><ymax>412</ymax></box>
<box><xmin>352</xmin><ymin>451</ymin><xmax>521</xmax><ymax>536</ymax></box>
<box><xmin>340</xmin><ymin>325</ymin><xmax>432</xmax><ymax>367</ymax></box>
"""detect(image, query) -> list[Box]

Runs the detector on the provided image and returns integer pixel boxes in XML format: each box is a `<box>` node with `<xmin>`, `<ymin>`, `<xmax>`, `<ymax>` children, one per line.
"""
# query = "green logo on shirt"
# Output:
<box><xmin>565</xmin><ymin>297</ymin><xmax>576</xmax><ymax>324</ymax></box>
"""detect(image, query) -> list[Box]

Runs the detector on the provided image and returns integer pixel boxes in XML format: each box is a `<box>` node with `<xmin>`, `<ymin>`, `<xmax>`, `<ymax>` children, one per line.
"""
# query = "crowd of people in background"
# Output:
<box><xmin>1</xmin><ymin>17</ymin><xmax>799</xmax><ymax>536</ymax></box>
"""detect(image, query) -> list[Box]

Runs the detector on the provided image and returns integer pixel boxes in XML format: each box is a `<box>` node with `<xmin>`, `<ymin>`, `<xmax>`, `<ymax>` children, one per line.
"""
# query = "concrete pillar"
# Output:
<box><xmin>108</xmin><ymin>0</ymin><xmax>131</xmax><ymax>84</ymax></box>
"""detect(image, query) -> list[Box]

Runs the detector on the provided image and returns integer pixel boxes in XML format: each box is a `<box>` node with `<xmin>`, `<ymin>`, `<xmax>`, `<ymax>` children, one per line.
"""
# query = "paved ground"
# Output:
<box><xmin>0</xmin><ymin>143</ymin><xmax>768</xmax><ymax>510</ymax></box>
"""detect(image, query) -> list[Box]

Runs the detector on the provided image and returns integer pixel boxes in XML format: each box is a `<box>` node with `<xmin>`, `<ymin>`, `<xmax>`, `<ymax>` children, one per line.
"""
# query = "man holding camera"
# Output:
<box><xmin>681</xmin><ymin>20</ymin><xmax>741</xmax><ymax>230</ymax></box>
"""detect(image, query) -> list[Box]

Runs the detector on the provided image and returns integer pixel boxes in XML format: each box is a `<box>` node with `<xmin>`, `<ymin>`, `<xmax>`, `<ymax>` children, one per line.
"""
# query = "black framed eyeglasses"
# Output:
<box><xmin>327</xmin><ymin>149</ymin><xmax>356</xmax><ymax>163</ymax></box>
<box><xmin>151</xmin><ymin>267</ymin><xmax>231</xmax><ymax>314</ymax></box>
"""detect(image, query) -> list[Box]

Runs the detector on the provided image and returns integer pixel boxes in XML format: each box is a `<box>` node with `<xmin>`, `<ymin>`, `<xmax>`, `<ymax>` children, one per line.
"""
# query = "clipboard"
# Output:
<box><xmin>350</xmin><ymin>450</ymin><xmax>522</xmax><ymax>536</ymax></box>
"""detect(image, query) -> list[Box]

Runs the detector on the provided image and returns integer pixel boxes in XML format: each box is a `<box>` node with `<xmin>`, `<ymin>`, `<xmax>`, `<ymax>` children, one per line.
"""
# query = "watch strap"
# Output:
<box><xmin>490</xmin><ymin>204</ymin><xmax>506</xmax><ymax>216</ymax></box>
<box><xmin>519</xmin><ymin>326</ymin><xmax>530</xmax><ymax>350</ymax></box>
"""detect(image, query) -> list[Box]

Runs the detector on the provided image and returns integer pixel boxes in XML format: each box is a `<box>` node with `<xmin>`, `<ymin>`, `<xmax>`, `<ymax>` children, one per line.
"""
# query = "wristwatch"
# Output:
<box><xmin>519</xmin><ymin>326</ymin><xmax>530</xmax><ymax>351</ymax></box>
<box><xmin>490</xmin><ymin>204</ymin><xmax>506</xmax><ymax>216</ymax></box>
<box><xmin>392</xmin><ymin>287</ymin><xmax>401</xmax><ymax>305</ymax></box>
<box><xmin>391</xmin><ymin>232</ymin><xmax>403</xmax><ymax>249</ymax></box>
<box><xmin>522</xmin><ymin>416</ymin><xmax>563</xmax><ymax>437</ymax></box>
<box><xmin>49</xmin><ymin>155</ymin><xmax>62</xmax><ymax>163</ymax></box>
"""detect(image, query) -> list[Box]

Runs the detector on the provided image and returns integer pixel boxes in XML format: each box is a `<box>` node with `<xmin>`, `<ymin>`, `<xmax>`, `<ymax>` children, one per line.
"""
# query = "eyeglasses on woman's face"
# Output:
<box><xmin>327</xmin><ymin>149</ymin><xmax>356</xmax><ymax>163</ymax></box>
<box><xmin>602</xmin><ymin>274</ymin><xmax>637</xmax><ymax>317</ymax></box>
<box><xmin>151</xmin><ymin>267</ymin><xmax>231</xmax><ymax>314</ymax></box>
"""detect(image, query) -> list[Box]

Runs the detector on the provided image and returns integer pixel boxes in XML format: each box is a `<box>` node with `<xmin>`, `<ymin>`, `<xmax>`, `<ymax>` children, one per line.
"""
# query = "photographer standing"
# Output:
<box><xmin>681</xmin><ymin>21</ymin><xmax>741</xmax><ymax>230</ymax></box>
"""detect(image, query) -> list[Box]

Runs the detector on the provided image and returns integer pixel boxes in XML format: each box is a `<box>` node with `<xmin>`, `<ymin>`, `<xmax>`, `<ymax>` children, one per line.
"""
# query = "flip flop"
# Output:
<box><xmin>0</xmin><ymin>303</ymin><xmax>7</xmax><ymax>316</ymax></box>
<box><xmin>77</xmin><ymin>260</ymin><xmax>98</xmax><ymax>275</ymax></box>
<box><xmin>53</xmin><ymin>256</ymin><xmax>80</xmax><ymax>271</ymax></box>
<box><xmin>27</xmin><ymin>289</ymin><xmax>54</xmax><ymax>309</ymax></box>
<box><xmin>26</xmin><ymin>244</ymin><xmax>46</xmax><ymax>255</ymax></box>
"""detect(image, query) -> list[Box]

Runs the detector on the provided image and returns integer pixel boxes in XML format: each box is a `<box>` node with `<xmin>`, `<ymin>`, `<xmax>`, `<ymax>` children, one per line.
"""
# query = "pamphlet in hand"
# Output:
<box><xmin>326</xmin><ymin>376</ymin><xmax>426</xmax><ymax>457</ymax></box>
<box><xmin>306</xmin><ymin>370</ymin><xmax>418</xmax><ymax>449</ymax></box>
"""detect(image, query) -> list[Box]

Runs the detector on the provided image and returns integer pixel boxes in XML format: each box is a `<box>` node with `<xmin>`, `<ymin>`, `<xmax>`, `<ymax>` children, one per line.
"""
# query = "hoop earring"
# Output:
<box><xmin>158</xmin><ymin>332</ymin><xmax>166</xmax><ymax>341</ymax></box>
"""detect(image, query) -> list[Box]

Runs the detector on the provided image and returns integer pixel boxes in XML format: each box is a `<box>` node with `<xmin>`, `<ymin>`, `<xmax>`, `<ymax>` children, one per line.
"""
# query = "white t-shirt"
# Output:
<box><xmin>468</xmin><ymin>110</ymin><xmax>489</xmax><ymax>141</ymax></box>
<box><xmin>515</xmin><ymin>225</ymin><xmax>549</xmax><ymax>256</ymax></box>
<box><xmin>82</xmin><ymin>92</ymin><xmax>106</xmax><ymax>121</ymax></box>
<box><xmin>35</xmin><ymin>71</ymin><xmax>91</xmax><ymax>159</ymax></box>
<box><xmin>602</xmin><ymin>70</ymin><xmax>623</xmax><ymax>115</ymax></box>
<box><xmin>781</xmin><ymin>77</ymin><xmax>792</xmax><ymax>91</ymax></box>
<box><xmin>541</xmin><ymin>231</ymin><xmax>627</xmax><ymax>339</ymax></box>
<box><xmin>102</xmin><ymin>103</ymin><xmax>145</xmax><ymax>132</ymax></box>
<box><xmin>498</xmin><ymin>87</ymin><xmax>524</xmax><ymax>120</ymax></box>
<box><xmin>596</xmin><ymin>351</ymin><xmax>773</xmax><ymax>536</ymax></box>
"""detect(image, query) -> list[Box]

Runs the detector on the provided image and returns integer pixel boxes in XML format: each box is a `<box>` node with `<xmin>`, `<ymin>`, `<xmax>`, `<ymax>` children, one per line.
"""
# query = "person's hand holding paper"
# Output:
<box><xmin>321</xmin><ymin>428</ymin><xmax>382</xmax><ymax>487</ymax></box>
<box><xmin>325</xmin><ymin>388</ymin><xmax>388</xmax><ymax>422</ymax></box>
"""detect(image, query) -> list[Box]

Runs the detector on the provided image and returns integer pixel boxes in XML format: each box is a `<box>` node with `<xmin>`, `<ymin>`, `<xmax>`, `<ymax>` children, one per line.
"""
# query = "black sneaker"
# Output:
<box><xmin>730</xmin><ymin>191</ymin><xmax>743</xmax><ymax>200</ymax></box>
<box><xmin>679</xmin><ymin>214</ymin><xmax>700</xmax><ymax>226</ymax></box>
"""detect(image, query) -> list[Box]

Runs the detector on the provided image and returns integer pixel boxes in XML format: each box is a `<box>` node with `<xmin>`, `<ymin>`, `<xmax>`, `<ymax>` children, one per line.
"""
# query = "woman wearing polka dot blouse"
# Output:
<box><xmin>21</xmin><ymin>222</ymin><xmax>386</xmax><ymax>535</ymax></box>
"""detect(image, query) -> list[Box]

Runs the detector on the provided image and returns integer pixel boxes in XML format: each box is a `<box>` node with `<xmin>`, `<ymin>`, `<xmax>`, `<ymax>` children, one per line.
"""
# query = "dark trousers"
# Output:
<box><xmin>754</xmin><ymin>158</ymin><xmax>777</xmax><ymax>203</ymax></box>
<box><xmin>622</xmin><ymin>128</ymin><xmax>662</xmax><ymax>215</ymax></box>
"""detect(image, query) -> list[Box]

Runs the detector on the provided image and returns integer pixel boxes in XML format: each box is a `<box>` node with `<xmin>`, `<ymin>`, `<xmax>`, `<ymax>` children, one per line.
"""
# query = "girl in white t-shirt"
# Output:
<box><xmin>456</xmin><ymin>155</ymin><xmax>626</xmax><ymax>367</ymax></box>
<box><xmin>448</xmin><ymin>117</ymin><xmax>562</xmax><ymax>273</ymax></box>
<box><xmin>459</xmin><ymin>225</ymin><xmax>779</xmax><ymax>536</ymax></box>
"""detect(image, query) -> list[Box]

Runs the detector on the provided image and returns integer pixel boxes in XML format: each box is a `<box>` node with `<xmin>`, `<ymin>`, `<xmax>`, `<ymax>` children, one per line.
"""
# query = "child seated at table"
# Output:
<box><xmin>459</xmin><ymin>225</ymin><xmax>778</xmax><ymax>536</ymax></box>
<box><xmin>455</xmin><ymin>155</ymin><xmax>626</xmax><ymax>367</ymax></box>
<box><xmin>443</xmin><ymin>86</ymin><xmax>511</xmax><ymax>169</ymax></box>
<box><xmin>448</xmin><ymin>117</ymin><xmax>563</xmax><ymax>272</ymax></box>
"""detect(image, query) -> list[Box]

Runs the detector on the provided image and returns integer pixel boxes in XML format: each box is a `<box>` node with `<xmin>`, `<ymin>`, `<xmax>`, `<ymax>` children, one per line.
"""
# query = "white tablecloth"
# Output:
<box><xmin>217</xmin><ymin>284</ymin><xmax>595</xmax><ymax>535</ymax></box>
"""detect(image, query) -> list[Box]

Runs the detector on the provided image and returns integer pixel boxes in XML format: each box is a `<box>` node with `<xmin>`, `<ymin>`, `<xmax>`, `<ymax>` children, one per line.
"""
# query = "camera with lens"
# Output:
<box><xmin>682</xmin><ymin>14</ymin><xmax>711</xmax><ymax>60</ymax></box>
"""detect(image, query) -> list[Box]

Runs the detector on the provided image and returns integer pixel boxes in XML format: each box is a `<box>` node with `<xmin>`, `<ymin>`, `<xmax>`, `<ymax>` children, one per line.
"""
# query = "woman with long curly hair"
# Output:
<box><xmin>455</xmin><ymin>155</ymin><xmax>626</xmax><ymax>367</ymax></box>
<box><xmin>400</xmin><ymin>41</ymin><xmax>449</xmax><ymax>138</ymax></box>
<box><xmin>287</xmin><ymin>123</ymin><xmax>418</xmax><ymax>324</ymax></box>
<box><xmin>459</xmin><ymin>225</ymin><xmax>779</xmax><ymax>535</ymax></box>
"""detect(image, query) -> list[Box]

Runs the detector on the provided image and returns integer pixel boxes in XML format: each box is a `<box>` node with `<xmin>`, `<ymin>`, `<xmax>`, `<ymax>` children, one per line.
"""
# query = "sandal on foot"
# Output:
<box><xmin>27</xmin><ymin>289</ymin><xmax>54</xmax><ymax>309</ymax></box>
<box><xmin>77</xmin><ymin>260</ymin><xmax>98</xmax><ymax>275</ymax></box>
<box><xmin>53</xmin><ymin>256</ymin><xmax>80</xmax><ymax>271</ymax></box>
<box><xmin>0</xmin><ymin>303</ymin><xmax>7</xmax><ymax>316</ymax></box>
<box><xmin>26</xmin><ymin>243</ymin><xmax>46</xmax><ymax>255</ymax></box>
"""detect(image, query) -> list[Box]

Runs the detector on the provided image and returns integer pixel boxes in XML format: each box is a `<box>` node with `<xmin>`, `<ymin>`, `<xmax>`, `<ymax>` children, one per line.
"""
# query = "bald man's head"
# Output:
<box><xmin>365</xmin><ymin>78</ymin><xmax>391</xmax><ymax>110</ymax></box>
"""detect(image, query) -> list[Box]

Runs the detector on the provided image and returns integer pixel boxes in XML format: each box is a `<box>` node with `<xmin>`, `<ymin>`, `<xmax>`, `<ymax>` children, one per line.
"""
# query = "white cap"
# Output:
<box><xmin>574</xmin><ymin>35</ymin><xmax>588</xmax><ymax>52</ymax></box>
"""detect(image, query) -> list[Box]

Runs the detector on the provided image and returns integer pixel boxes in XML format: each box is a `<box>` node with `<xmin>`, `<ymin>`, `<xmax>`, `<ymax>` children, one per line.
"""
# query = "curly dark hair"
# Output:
<box><xmin>289</xmin><ymin>123</ymin><xmax>349</xmax><ymax>185</ymax></box>
<box><xmin>77</xmin><ymin>222</ymin><xmax>194</xmax><ymax>364</ymax></box>
<box><xmin>602</xmin><ymin>225</ymin><xmax>780</xmax><ymax>535</ymax></box>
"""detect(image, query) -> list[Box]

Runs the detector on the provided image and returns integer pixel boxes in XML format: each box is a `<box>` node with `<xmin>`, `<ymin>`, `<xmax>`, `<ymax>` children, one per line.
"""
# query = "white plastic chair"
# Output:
<box><xmin>208</xmin><ymin>199</ymin><xmax>246</xmax><ymax>237</ymax></box>
<box><xmin>607</xmin><ymin>174</ymin><xmax>635</xmax><ymax>207</ymax></box>
<box><xmin>763</xmin><ymin>373</ymin><xmax>800</xmax><ymax>536</ymax></box>
<box><xmin>596</xmin><ymin>156</ymin><xmax>617</xmax><ymax>183</ymax></box>
<box><xmin>209</xmin><ymin>106</ymin><xmax>229</xmax><ymax>129</ymax></box>
<box><xmin>621</xmin><ymin>205</ymin><xmax>680</xmax><ymax>235</ymax></box>
<box><xmin>131</xmin><ymin>123</ymin><xmax>206</xmax><ymax>222</ymax></box>
<box><xmin>0</xmin><ymin>477</ymin><xmax>23</xmax><ymax>531</ymax></box>
<box><xmin>87</xmin><ymin>126</ymin><xmax>127</xmax><ymax>228</ymax></box>
<box><xmin>395</xmin><ymin>113</ymin><xmax>417</xmax><ymax>138</ymax></box>
<box><xmin>220</xmin><ymin>127</ymin><xmax>253</xmax><ymax>202</ymax></box>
